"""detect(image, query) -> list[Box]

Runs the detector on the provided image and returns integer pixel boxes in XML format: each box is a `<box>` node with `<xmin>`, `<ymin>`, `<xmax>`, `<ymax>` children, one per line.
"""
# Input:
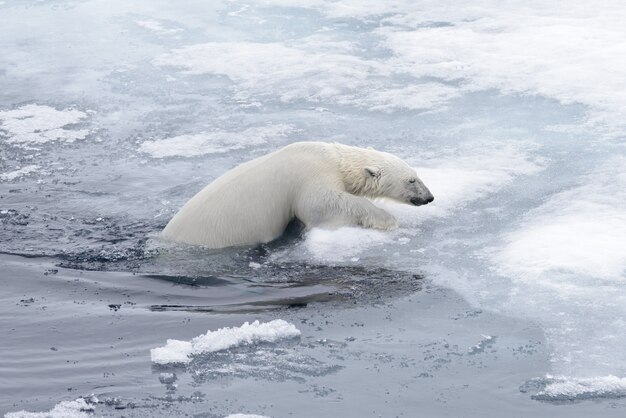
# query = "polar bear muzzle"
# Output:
<box><xmin>410</xmin><ymin>195</ymin><xmax>434</xmax><ymax>206</ymax></box>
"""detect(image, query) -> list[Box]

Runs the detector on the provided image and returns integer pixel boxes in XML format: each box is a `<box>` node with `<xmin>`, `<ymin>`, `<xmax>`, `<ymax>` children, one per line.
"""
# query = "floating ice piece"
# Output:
<box><xmin>0</xmin><ymin>165</ymin><xmax>39</xmax><ymax>182</ymax></box>
<box><xmin>530</xmin><ymin>375</ymin><xmax>626</xmax><ymax>401</ymax></box>
<box><xmin>5</xmin><ymin>397</ymin><xmax>95</xmax><ymax>418</ymax></box>
<box><xmin>468</xmin><ymin>335</ymin><xmax>495</xmax><ymax>355</ymax></box>
<box><xmin>151</xmin><ymin>319</ymin><xmax>301</xmax><ymax>364</ymax></box>
<box><xmin>0</xmin><ymin>104</ymin><xmax>89</xmax><ymax>145</ymax></box>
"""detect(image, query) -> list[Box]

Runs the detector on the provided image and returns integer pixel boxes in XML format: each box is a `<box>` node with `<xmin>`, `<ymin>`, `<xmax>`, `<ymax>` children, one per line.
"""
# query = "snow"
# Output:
<box><xmin>151</xmin><ymin>320</ymin><xmax>301</xmax><ymax>364</ymax></box>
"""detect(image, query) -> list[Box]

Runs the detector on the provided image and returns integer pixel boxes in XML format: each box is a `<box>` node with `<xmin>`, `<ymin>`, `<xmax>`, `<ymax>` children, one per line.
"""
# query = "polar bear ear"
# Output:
<box><xmin>365</xmin><ymin>166</ymin><xmax>381</xmax><ymax>179</ymax></box>
<box><xmin>367</xmin><ymin>146</ymin><xmax>374</xmax><ymax>150</ymax></box>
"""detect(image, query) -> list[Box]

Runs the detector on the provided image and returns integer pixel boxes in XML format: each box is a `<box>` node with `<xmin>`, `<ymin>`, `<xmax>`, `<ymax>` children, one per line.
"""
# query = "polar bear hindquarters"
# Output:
<box><xmin>162</xmin><ymin>149</ymin><xmax>299</xmax><ymax>248</ymax></box>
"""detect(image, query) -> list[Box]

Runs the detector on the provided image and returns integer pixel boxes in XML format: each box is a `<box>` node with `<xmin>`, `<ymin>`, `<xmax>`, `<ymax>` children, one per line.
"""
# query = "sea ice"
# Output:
<box><xmin>0</xmin><ymin>165</ymin><xmax>40</xmax><ymax>182</ymax></box>
<box><xmin>530</xmin><ymin>375</ymin><xmax>626</xmax><ymax>401</ymax></box>
<box><xmin>0</xmin><ymin>104</ymin><xmax>89</xmax><ymax>146</ymax></box>
<box><xmin>4</xmin><ymin>397</ymin><xmax>95</xmax><ymax>418</ymax></box>
<box><xmin>493</xmin><ymin>157</ymin><xmax>626</xmax><ymax>282</ymax></box>
<box><xmin>151</xmin><ymin>319</ymin><xmax>301</xmax><ymax>364</ymax></box>
<box><xmin>139</xmin><ymin>124</ymin><xmax>295</xmax><ymax>158</ymax></box>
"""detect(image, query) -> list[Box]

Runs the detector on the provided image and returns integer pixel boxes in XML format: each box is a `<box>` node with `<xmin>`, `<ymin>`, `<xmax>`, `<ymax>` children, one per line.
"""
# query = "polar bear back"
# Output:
<box><xmin>162</xmin><ymin>142</ymin><xmax>341</xmax><ymax>247</ymax></box>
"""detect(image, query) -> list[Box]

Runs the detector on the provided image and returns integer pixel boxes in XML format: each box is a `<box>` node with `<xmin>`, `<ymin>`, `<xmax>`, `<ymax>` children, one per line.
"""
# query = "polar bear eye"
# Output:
<box><xmin>409</xmin><ymin>178</ymin><xmax>416</xmax><ymax>183</ymax></box>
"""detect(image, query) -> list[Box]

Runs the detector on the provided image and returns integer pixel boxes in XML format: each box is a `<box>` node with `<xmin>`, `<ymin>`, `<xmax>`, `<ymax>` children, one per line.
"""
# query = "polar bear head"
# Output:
<box><xmin>337</xmin><ymin>144</ymin><xmax>434</xmax><ymax>206</ymax></box>
<box><xmin>363</xmin><ymin>154</ymin><xmax>434</xmax><ymax>206</ymax></box>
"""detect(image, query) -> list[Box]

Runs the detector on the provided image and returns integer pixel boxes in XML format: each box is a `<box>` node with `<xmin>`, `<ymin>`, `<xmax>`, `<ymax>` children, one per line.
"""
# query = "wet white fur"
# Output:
<box><xmin>162</xmin><ymin>142</ymin><xmax>432</xmax><ymax>248</ymax></box>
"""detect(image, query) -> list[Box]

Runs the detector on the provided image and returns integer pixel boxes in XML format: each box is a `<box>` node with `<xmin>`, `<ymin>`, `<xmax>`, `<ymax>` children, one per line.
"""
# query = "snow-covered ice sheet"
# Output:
<box><xmin>493</xmin><ymin>158</ymin><xmax>626</xmax><ymax>282</ymax></box>
<box><xmin>487</xmin><ymin>157</ymin><xmax>626</xmax><ymax>375</ymax></box>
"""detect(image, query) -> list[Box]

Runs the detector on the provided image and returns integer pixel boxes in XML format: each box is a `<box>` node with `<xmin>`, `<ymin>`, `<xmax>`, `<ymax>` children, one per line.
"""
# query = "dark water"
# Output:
<box><xmin>0</xmin><ymin>254</ymin><xmax>549</xmax><ymax>416</ymax></box>
<box><xmin>2</xmin><ymin>250</ymin><xmax>625</xmax><ymax>417</ymax></box>
<box><xmin>0</xmin><ymin>250</ymin><xmax>624</xmax><ymax>417</ymax></box>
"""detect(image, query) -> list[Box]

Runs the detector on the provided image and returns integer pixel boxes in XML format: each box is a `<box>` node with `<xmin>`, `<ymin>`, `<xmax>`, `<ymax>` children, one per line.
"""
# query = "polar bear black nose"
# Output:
<box><xmin>410</xmin><ymin>195</ymin><xmax>434</xmax><ymax>206</ymax></box>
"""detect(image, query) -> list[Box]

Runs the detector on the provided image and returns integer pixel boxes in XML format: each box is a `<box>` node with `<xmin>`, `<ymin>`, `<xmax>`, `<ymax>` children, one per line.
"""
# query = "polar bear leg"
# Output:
<box><xmin>298</xmin><ymin>192</ymin><xmax>398</xmax><ymax>230</ymax></box>
<box><xmin>346</xmin><ymin>194</ymin><xmax>398</xmax><ymax>230</ymax></box>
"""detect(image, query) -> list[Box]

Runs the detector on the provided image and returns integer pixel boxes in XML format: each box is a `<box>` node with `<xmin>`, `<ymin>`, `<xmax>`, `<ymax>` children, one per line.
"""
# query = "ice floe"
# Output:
<box><xmin>303</xmin><ymin>227</ymin><xmax>393</xmax><ymax>263</ymax></box>
<box><xmin>377</xmin><ymin>1</ymin><xmax>626</xmax><ymax>133</ymax></box>
<box><xmin>4</xmin><ymin>397</ymin><xmax>96</xmax><ymax>418</ymax></box>
<box><xmin>255</xmin><ymin>0</ymin><xmax>626</xmax><ymax>134</ymax></box>
<box><xmin>523</xmin><ymin>375</ymin><xmax>626</xmax><ymax>401</ymax></box>
<box><xmin>0</xmin><ymin>165</ymin><xmax>40</xmax><ymax>182</ymax></box>
<box><xmin>154</xmin><ymin>39</ymin><xmax>459</xmax><ymax>112</ymax></box>
<box><xmin>154</xmin><ymin>41</ymin><xmax>387</xmax><ymax>106</ymax></box>
<box><xmin>0</xmin><ymin>104</ymin><xmax>89</xmax><ymax>146</ymax></box>
<box><xmin>468</xmin><ymin>335</ymin><xmax>495</xmax><ymax>355</ymax></box>
<box><xmin>486</xmin><ymin>157</ymin><xmax>626</xmax><ymax>378</ymax></box>
<box><xmin>409</xmin><ymin>142</ymin><xmax>544</xmax><ymax>219</ymax></box>
<box><xmin>138</xmin><ymin>124</ymin><xmax>295</xmax><ymax>158</ymax></box>
<box><xmin>492</xmin><ymin>159</ymin><xmax>626</xmax><ymax>283</ymax></box>
<box><xmin>151</xmin><ymin>319</ymin><xmax>301</xmax><ymax>364</ymax></box>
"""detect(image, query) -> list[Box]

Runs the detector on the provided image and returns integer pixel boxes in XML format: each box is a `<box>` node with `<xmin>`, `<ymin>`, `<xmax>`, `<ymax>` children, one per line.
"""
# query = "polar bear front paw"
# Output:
<box><xmin>362</xmin><ymin>211</ymin><xmax>398</xmax><ymax>231</ymax></box>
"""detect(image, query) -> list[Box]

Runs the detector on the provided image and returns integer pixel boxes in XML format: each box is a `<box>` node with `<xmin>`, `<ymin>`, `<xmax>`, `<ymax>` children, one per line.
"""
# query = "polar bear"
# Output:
<box><xmin>162</xmin><ymin>142</ymin><xmax>433</xmax><ymax>248</ymax></box>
